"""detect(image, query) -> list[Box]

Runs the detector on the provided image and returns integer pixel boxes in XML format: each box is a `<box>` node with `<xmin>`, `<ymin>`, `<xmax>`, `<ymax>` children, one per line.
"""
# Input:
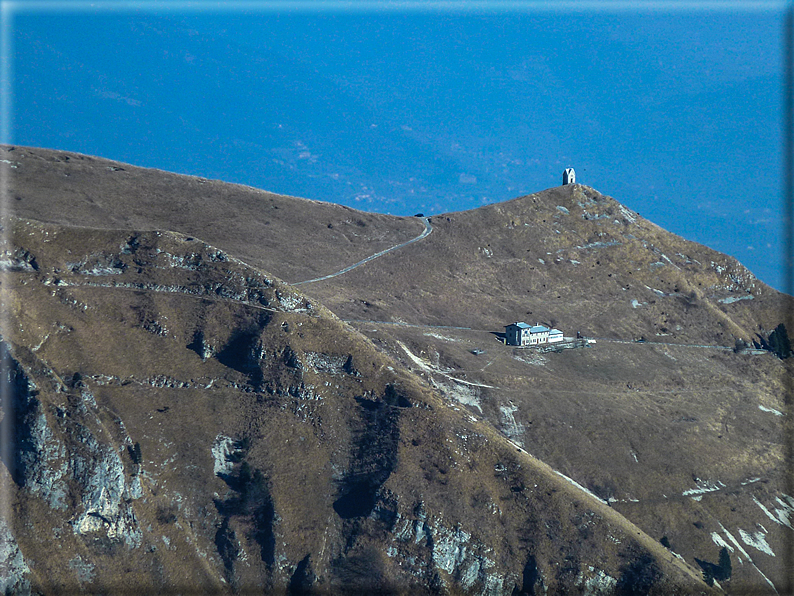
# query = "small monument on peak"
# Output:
<box><xmin>562</xmin><ymin>168</ymin><xmax>576</xmax><ymax>185</ymax></box>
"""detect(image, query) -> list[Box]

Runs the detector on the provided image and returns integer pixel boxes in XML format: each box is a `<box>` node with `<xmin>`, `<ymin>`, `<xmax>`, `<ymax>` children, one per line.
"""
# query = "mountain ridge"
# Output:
<box><xmin>2</xmin><ymin>145</ymin><xmax>790</xmax><ymax>593</ymax></box>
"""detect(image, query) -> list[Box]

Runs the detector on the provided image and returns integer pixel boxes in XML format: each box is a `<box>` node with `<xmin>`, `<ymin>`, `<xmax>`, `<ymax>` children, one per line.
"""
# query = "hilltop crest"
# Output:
<box><xmin>2</xmin><ymin>146</ymin><xmax>790</xmax><ymax>593</ymax></box>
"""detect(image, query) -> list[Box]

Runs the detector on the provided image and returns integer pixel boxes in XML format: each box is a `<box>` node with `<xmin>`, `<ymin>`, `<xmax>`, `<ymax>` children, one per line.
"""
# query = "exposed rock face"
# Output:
<box><xmin>2</xmin><ymin>350</ymin><xmax>68</xmax><ymax>511</ymax></box>
<box><xmin>69</xmin><ymin>419</ymin><xmax>143</xmax><ymax>548</ymax></box>
<box><xmin>0</xmin><ymin>247</ymin><xmax>38</xmax><ymax>272</ymax></box>
<box><xmin>382</xmin><ymin>500</ymin><xmax>512</xmax><ymax>594</ymax></box>
<box><xmin>212</xmin><ymin>435</ymin><xmax>237</xmax><ymax>478</ymax></box>
<box><xmin>0</xmin><ymin>517</ymin><xmax>31</xmax><ymax>595</ymax></box>
<box><xmin>2</xmin><ymin>343</ymin><xmax>144</xmax><ymax>550</ymax></box>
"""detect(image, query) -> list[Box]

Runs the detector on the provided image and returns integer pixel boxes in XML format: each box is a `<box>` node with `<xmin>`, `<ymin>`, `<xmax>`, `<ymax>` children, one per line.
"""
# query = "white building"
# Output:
<box><xmin>505</xmin><ymin>322</ymin><xmax>552</xmax><ymax>346</ymax></box>
<box><xmin>563</xmin><ymin>168</ymin><xmax>576</xmax><ymax>185</ymax></box>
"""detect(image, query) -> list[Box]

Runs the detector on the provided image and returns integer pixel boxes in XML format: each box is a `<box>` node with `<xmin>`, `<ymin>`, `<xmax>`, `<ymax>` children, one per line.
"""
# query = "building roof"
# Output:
<box><xmin>530</xmin><ymin>325</ymin><xmax>549</xmax><ymax>333</ymax></box>
<box><xmin>549</xmin><ymin>329</ymin><xmax>563</xmax><ymax>335</ymax></box>
<box><xmin>507</xmin><ymin>322</ymin><xmax>532</xmax><ymax>329</ymax></box>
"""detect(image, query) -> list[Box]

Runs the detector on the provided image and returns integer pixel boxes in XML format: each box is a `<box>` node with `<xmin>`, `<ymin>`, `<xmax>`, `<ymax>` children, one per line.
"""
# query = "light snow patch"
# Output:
<box><xmin>660</xmin><ymin>254</ymin><xmax>680</xmax><ymax>270</ymax></box>
<box><xmin>718</xmin><ymin>295</ymin><xmax>754</xmax><ymax>304</ymax></box>
<box><xmin>619</xmin><ymin>205</ymin><xmax>637</xmax><ymax>223</ymax></box>
<box><xmin>758</xmin><ymin>405</ymin><xmax>783</xmax><ymax>416</ymax></box>
<box><xmin>754</xmin><ymin>495</ymin><xmax>793</xmax><ymax>529</ymax></box>
<box><xmin>499</xmin><ymin>404</ymin><xmax>525</xmax><ymax>446</ymax></box>
<box><xmin>711</xmin><ymin>533</ymin><xmax>734</xmax><ymax>552</ymax></box>
<box><xmin>644</xmin><ymin>285</ymin><xmax>666</xmax><ymax>296</ymax></box>
<box><xmin>554</xmin><ymin>471</ymin><xmax>607</xmax><ymax>504</ymax></box>
<box><xmin>424</xmin><ymin>332</ymin><xmax>458</xmax><ymax>342</ymax></box>
<box><xmin>683</xmin><ymin>480</ymin><xmax>722</xmax><ymax>497</ymax></box>
<box><xmin>720</xmin><ymin>523</ymin><xmax>778</xmax><ymax>592</ymax></box>
<box><xmin>775</xmin><ymin>497</ymin><xmax>794</xmax><ymax>528</ymax></box>
<box><xmin>739</xmin><ymin>529</ymin><xmax>775</xmax><ymax>557</ymax></box>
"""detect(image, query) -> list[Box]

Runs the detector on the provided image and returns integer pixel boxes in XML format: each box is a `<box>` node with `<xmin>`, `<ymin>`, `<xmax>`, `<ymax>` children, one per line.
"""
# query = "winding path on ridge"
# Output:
<box><xmin>293</xmin><ymin>217</ymin><xmax>432</xmax><ymax>286</ymax></box>
<box><xmin>290</xmin><ymin>216</ymin><xmax>768</xmax><ymax>357</ymax></box>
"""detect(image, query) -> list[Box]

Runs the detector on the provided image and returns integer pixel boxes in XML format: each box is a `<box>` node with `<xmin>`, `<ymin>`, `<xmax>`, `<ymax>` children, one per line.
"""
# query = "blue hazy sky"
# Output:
<box><xmin>9</xmin><ymin>3</ymin><xmax>789</xmax><ymax>290</ymax></box>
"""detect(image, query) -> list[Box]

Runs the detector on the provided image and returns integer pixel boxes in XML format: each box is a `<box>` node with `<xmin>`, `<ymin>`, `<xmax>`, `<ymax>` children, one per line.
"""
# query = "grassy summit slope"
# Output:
<box><xmin>308</xmin><ymin>183</ymin><xmax>786</xmax><ymax>345</ymax></box>
<box><xmin>3</xmin><ymin>145</ymin><xmax>424</xmax><ymax>283</ymax></box>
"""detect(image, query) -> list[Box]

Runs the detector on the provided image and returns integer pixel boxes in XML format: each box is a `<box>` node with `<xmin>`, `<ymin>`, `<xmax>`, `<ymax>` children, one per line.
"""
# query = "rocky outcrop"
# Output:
<box><xmin>211</xmin><ymin>435</ymin><xmax>278</xmax><ymax>590</ymax></box>
<box><xmin>0</xmin><ymin>247</ymin><xmax>38</xmax><ymax>272</ymax></box>
<box><xmin>0</xmin><ymin>516</ymin><xmax>31</xmax><ymax>596</ymax></box>
<box><xmin>1</xmin><ymin>347</ymin><xmax>68</xmax><ymax>510</ymax></box>
<box><xmin>69</xmin><ymin>419</ymin><xmax>143</xmax><ymax>548</ymax></box>
<box><xmin>376</xmin><ymin>499</ymin><xmax>514</xmax><ymax>595</ymax></box>
<box><xmin>68</xmin><ymin>252</ymin><xmax>126</xmax><ymax>276</ymax></box>
<box><xmin>333</xmin><ymin>394</ymin><xmax>403</xmax><ymax>520</ymax></box>
<box><xmin>2</xmin><ymin>344</ymin><xmax>143</xmax><ymax>551</ymax></box>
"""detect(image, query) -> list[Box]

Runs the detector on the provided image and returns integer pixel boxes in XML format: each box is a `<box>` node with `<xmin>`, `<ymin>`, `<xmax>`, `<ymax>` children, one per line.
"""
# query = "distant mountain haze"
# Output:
<box><xmin>11</xmin><ymin>11</ymin><xmax>785</xmax><ymax>289</ymax></box>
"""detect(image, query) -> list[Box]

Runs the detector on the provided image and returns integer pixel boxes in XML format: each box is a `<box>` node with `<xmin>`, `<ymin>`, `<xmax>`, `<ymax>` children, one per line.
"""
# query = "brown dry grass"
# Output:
<box><xmin>4</xmin><ymin>145</ymin><xmax>784</xmax><ymax>592</ymax></box>
<box><xmin>1</xmin><ymin>217</ymin><xmax>717</xmax><ymax>594</ymax></box>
